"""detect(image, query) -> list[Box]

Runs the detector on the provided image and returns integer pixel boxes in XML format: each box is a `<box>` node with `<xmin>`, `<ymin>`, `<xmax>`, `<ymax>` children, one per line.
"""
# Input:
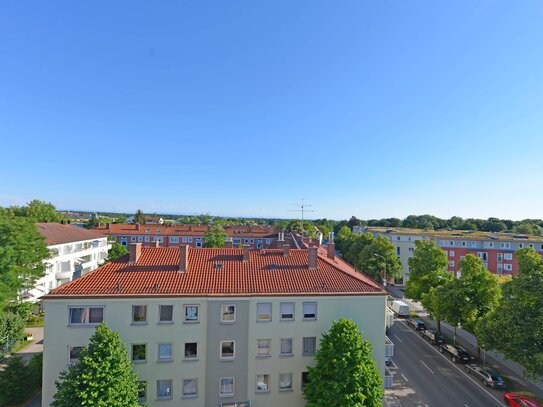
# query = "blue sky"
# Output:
<box><xmin>1</xmin><ymin>1</ymin><xmax>543</xmax><ymax>220</ymax></box>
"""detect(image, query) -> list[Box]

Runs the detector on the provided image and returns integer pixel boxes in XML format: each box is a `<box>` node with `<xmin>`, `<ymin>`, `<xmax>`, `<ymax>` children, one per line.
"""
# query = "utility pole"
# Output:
<box><xmin>288</xmin><ymin>198</ymin><xmax>315</xmax><ymax>237</ymax></box>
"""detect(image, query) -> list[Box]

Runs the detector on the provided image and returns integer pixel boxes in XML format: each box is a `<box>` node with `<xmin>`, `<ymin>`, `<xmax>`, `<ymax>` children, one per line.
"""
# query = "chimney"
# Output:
<box><xmin>129</xmin><ymin>243</ymin><xmax>142</xmax><ymax>264</ymax></box>
<box><xmin>179</xmin><ymin>245</ymin><xmax>189</xmax><ymax>272</ymax></box>
<box><xmin>327</xmin><ymin>242</ymin><xmax>335</xmax><ymax>260</ymax></box>
<box><xmin>106</xmin><ymin>223</ymin><xmax>110</xmax><ymax>230</ymax></box>
<box><xmin>283</xmin><ymin>244</ymin><xmax>290</xmax><ymax>257</ymax></box>
<box><xmin>308</xmin><ymin>247</ymin><xmax>317</xmax><ymax>269</ymax></box>
<box><xmin>225</xmin><ymin>240</ymin><xmax>234</xmax><ymax>249</ymax></box>
<box><xmin>243</xmin><ymin>244</ymin><xmax>250</xmax><ymax>262</ymax></box>
<box><xmin>153</xmin><ymin>240</ymin><xmax>160</xmax><ymax>248</ymax></box>
<box><xmin>135</xmin><ymin>223</ymin><xmax>140</xmax><ymax>231</ymax></box>
<box><xmin>328</xmin><ymin>232</ymin><xmax>335</xmax><ymax>244</ymax></box>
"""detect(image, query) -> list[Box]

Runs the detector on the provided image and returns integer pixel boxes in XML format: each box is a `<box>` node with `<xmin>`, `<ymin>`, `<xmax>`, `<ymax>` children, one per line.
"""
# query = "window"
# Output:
<box><xmin>137</xmin><ymin>236</ymin><xmax>143</xmax><ymax>242</ymax></box>
<box><xmin>144</xmin><ymin>236</ymin><xmax>150</xmax><ymax>242</ymax></box>
<box><xmin>188</xmin><ymin>237</ymin><xmax>193</xmax><ymax>243</ymax></box>
<box><xmin>155</xmin><ymin>236</ymin><xmax>163</xmax><ymax>242</ymax></box>
<box><xmin>462</xmin><ymin>241</ymin><xmax>466</xmax><ymax>247</ymax></box>
<box><xmin>159</xmin><ymin>305</ymin><xmax>173</xmax><ymax>323</ymax></box>
<box><xmin>182</xmin><ymin>236</ymin><xmax>187</xmax><ymax>243</ymax></box>
<box><xmin>132</xmin><ymin>305</ymin><xmax>147</xmax><ymax>324</ymax></box>
<box><xmin>184</xmin><ymin>305</ymin><xmax>199</xmax><ymax>322</ymax></box>
<box><xmin>156</xmin><ymin>380</ymin><xmax>172</xmax><ymax>400</ymax></box>
<box><xmin>220</xmin><ymin>340</ymin><xmax>235</xmax><ymax>359</ymax></box>
<box><xmin>303</xmin><ymin>302</ymin><xmax>317</xmax><ymax>320</ymax></box>
<box><xmin>279</xmin><ymin>373</ymin><xmax>292</xmax><ymax>391</ymax></box>
<box><xmin>257</xmin><ymin>303</ymin><xmax>272</xmax><ymax>321</ymax></box>
<box><xmin>280</xmin><ymin>338</ymin><xmax>293</xmax><ymax>356</ymax></box>
<box><xmin>158</xmin><ymin>343</ymin><xmax>173</xmax><ymax>361</ymax></box>
<box><xmin>221</xmin><ymin>304</ymin><xmax>236</xmax><ymax>323</ymax></box>
<box><xmin>449</xmin><ymin>250</ymin><xmax>455</xmax><ymax>257</ymax></box>
<box><xmin>303</xmin><ymin>337</ymin><xmax>316</xmax><ymax>356</ymax></box>
<box><xmin>182</xmin><ymin>379</ymin><xmax>198</xmax><ymax>398</ymax></box>
<box><xmin>257</xmin><ymin>339</ymin><xmax>271</xmax><ymax>357</ymax></box>
<box><xmin>471</xmin><ymin>241</ymin><xmax>477</xmax><ymax>248</ymax></box>
<box><xmin>504</xmin><ymin>264</ymin><xmax>513</xmax><ymax>271</ymax></box>
<box><xmin>449</xmin><ymin>261</ymin><xmax>455</xmax><ymax>267</ymax></box>
<box><xmin>449</xmin><ymin>241</ymin><xmax>454</xmax><ymax>246</ymax></box>
<box><xmin>265</xmin><ymin>239</ymin><xmax>271</xmax><ymax>244</ymax></box>
<box><xmin>519</xmin><ymin>243</ymin><xmax>524</xmax><ymax>248</ymax></box>
<box><xmin>256</xmin><ymin>374</ymin><xmax>270</xmax><ymax>392</ymax></box>
<box><xmin>396</xmin><ymin>247</ymin><xmax>400</xmax><ymax>256</ymax></box>
<box><xmin>280</xmin><ymin>302</ymin><xmax>295</xmax><ymax>320</ymax></box>
<box><xmin>69</xmin><ymin>306</ymin><xmax>104</xmax><ymax>325</ymax></box>
<box><xmin>131</xmin><ymin>236</ymin><xmax>136</xmax><ymax>242</ymax></box>
<box><xmin>170</xmin><ymin>236</ymin><xmax>179</xmax><ymax>243</ymax></box>
<box><xmin>301</xmin><ymin>372</ymin><xmax>309</xmax><ymax>390</ymax></box>
<box><xmin>220</xmin><ymin>377</ymin><xmax>235</xmax><ymax>397</ymax></box>
<box><xmin>138</xmin><ymin>381</ymin><xmax>147</xmax><ymax>403</ymax></box>
<box><xmin>132</xmin><ymin>344</ymin><xmax>146</xmax><ymax>362</ymax></box>
<box><xmin>505</xmin><ymin>253</ymin><xmax>513</xmax><ymax>260</ymax></box>
<box><xmin>69</xmin><ymin>346</ymin><xmax>83</xmax><ymax>364</ymax></box>
<box><xmin>184</xmin><ymin>342</ymin><xmax>198</xmax><ymax>359</ymax></box>
<box><xmin>497</xmin><ymin>253</ymin><xmax>503</xmax><ymax>262</ymax></box>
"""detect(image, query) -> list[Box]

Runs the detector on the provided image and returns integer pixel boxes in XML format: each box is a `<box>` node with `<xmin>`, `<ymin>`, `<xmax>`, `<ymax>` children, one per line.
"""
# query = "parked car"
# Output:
<box><xmin>420</xmin><ymin>329</ymin><xmax>444</xmax><ymax>345</ymax></box>
<box><xmin>464</xmin><ymin>364</ymin><xmax>506</xmax><ymax>388</ymax></box>
<box><xmin>439</xmin><ymin>344</ymin><xmax>471</xmax><ymax>363</ymax></box>
<box><xmin>407</xmin><ymin>318</ymin><xmax>427</xmax><ymax>331</ymax></box>
<box><xmin>503</xmin><ymin>393</ymin><xmax>542</xmax><ymax>407</ymax></box>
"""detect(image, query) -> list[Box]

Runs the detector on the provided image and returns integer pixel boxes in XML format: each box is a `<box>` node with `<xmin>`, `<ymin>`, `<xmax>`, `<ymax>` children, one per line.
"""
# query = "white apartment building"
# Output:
<box><xmin>42</xmin><ymin>244</ymin><xmax>387</xmax><ymax>407</ymax></box>
<box><xmin>27</xmin><ymin>223</ymin><xmax>111</xmax><ymax>303</ymax></box>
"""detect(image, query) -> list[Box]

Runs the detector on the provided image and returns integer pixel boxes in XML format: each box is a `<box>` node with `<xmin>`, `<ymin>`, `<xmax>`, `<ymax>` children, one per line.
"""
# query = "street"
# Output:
<box><xmin>388</xmin><ymin>320</ymin><xmax>505</xmax><ymax>407</ymax></box>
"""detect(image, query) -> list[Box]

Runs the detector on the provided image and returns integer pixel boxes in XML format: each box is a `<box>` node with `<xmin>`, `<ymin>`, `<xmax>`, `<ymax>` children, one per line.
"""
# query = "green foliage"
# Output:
<box><xmin>0</xmin><ymin>356</ymin><xmax>30</xmax><ymax>406</ymax></box>
<box><xmin>134</xmin><ymin>209</ymin><xmax>146</xmax><ymax>225</ymax></box>
<box><xmin>0</xmin><ymin>212</ymin><xmax>49</xmax><ymax>308</ymax></box>
<box><xmin>204</xmin><ymin>225</ymin><xmax>228</xmax><ymax>248</ymax></box>
<box><xmin>52</xmin><ymin>322</ymin><xmax>140</xmax><ymax>407</ymax></box>
<box><xmin>27</xmin><ymin>352</ymin><xmax>43</xmax><ymax>389</ymax></box>
<box><xmin>304</xmin><ymin>318</ymin><xmax>383</xmax><ymax>407</ymax></box>
<box><xmin>106</xmin><ymin>242</ymin><xmax>129</xmax><ymax>262</ymax></box>
<box><xmin>477</xmin><ymin>248</ymin><xmax>543</xmax><ymax>380</ymax></box>
<box><xmin>0</xmin><ymin>312</ymin><xmax>26</xmax><ymax>355</ymax></box>
<box><xmin>8</xmin><ymin>200</ymin><xmax>64</xmax><ymax>223</ymax></box>
<box><xmin>358</xmin><ymin>236</ymin><xmax>402</xmax><ymax>282</ymax></box>
<box><xmin>6</xmin><ymin>301</ymin><xmax>38</xmax><ymax>321</ymax></box>
<box><xmin>405</xmin><ymin>240</ymin><xmax>450</xmax><ymax>300</ymax></box>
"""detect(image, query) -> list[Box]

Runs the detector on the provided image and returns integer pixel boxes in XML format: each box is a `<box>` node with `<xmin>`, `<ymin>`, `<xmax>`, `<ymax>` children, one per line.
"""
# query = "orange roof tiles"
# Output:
<box><xmin>45</xmin><ymin>247</ymin><xmax>385</xmax><ymax>298</ymax></box>
<box><xmin>95</xmin><ymin>224</ymin><xmax>278</xmax><ymax>238</ymax></box>
<box><xmin>37</xmin><ymin>223</ymin><xmax>106</xmax><ymax>246</ymax></box>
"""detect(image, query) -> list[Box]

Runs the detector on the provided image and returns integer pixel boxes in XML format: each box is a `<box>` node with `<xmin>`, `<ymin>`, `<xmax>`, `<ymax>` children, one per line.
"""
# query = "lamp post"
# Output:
<box><xmin>374</xmin><ymin>253</ymin><xmax>387</xmax><ymax>286</ymax></box>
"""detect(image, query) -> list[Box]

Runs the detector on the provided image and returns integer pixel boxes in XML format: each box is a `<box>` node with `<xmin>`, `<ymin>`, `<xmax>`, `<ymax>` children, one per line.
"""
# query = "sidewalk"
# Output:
<box><xmin>387</xmin><ymin>285</ymin><xmax>543</xmax><ymax>400</ymax></box>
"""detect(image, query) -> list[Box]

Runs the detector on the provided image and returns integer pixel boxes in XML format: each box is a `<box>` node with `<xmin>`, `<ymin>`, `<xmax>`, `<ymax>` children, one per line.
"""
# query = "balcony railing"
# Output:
<box><xmin>385</xmin><ymin>335</ymin><xmax>394</xmax><ymax>358</ymax></box>
<box><xmin>384</xmin><ymin>366</ymin><xmax>393</xmax><ymax>388</ymax></box>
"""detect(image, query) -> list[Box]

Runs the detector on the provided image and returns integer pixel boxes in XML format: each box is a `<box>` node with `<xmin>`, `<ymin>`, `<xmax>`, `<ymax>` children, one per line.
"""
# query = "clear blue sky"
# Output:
<box><xmin>1</xmin><ymin>1</ymin><xmax>543</xmax><ymax>220</ymax></box>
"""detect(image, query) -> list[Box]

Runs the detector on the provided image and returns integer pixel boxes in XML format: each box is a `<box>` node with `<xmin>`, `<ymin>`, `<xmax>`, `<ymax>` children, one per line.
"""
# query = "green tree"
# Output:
<box><xmin>0</xmin><ymin>312</ymin><xmax>25</xmax><ymax>355</ymax></box>
<box><xmin>304</xmin><ymin>318</ymin><xmax>383</xmax><ymax>407</ymax></box>
<box><xmin>52</xmin><ymin>322</ymin><xmax>140</xmax><ymax>407</ymax></box>
<box><xmin>204</xmin><ymin>225</ymin><xmax>227</xmax><ymax>248</ymax></box>
<box><xmin>9</xmin><ymin>199</ymin><xmax>64</xmax><ymax>223</ymax></box>
<box><xmin>0</xmin><ymin>356</ymin><xmax>30</xmax><ymax>406</ymax></box>
<box><xmin>134</xmin><ymin>209</ymin><xmax>146</xmax><ymax>225</ymax></box>
<box><xmin>0</xmin><ymin>212</ymin><xmax>49</xmax><ymax>309</ymax></box>
<box><xmin>106</xmin><ymin>242</ymin><xmax>129</xmax><ymax>262</ymax></box>
<box><xmin>358</xmin><ymin>236</ymin><xmax>402</xmax><ymax>282</ymax></box>
<box><xmin>477</xmin><ymin>248</ymin><xmax>543</xmax><ymax>380</ymax></box>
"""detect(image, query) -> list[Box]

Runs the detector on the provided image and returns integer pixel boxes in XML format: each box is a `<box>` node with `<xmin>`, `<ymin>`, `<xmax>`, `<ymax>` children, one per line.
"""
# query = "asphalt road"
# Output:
<box><xmin>388</xmin><ymin>320</ymin><xmax>506</xmax><ymax>407</ymax></box>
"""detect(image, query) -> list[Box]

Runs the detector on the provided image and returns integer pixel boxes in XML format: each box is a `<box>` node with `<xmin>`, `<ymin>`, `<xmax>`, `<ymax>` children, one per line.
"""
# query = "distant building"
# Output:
<box><xmin>354</xmin><ymin>226</ymin><xmax>543</xmax><ymax>282</ymax></box>
<box><xmin>42</xmin><ymin>243</ymin><xmax>387</xmax><ymax>407</ymax></box>
<box><xmin>96</xmin><ymin>223</ymin><xmax>279</xmax><ymax>249</ymax></box>
<box><xmin>126</xmin><ymin>216</ymin><xmax>165</xmax><ymax>225</ymax></box>
<box><xmin>25</xmin><ymin>223</ymin><xmax>111</xmax><ymax>302</ymax></box>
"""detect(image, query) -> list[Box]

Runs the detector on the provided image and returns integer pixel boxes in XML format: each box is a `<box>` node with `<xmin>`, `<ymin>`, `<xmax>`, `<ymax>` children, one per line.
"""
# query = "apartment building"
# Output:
<box><xmin>42</xmin><ymin>244</ymin><xmax>387</xmax><ymax>407</ymax></box>
<box><xmin>25</xmin><ymin>223</ymin><xmax>111</xmax><ymax>303</ymax></box>
<box><xmin>355</xmin><ymin>226</ymin><xmax>543</xmax><ymax>282</ymax></box>
<box><xmin>96</xmin><ymin>223</ymin><xmax>278</xmax><ymax>249</ymax></box>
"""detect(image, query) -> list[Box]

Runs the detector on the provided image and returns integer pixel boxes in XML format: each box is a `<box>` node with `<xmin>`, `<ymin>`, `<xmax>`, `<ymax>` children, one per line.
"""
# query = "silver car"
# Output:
<box><xmin>465</xmin><ymin>364</ymin><xmax>506</xmax><ymax>388</ymax></box>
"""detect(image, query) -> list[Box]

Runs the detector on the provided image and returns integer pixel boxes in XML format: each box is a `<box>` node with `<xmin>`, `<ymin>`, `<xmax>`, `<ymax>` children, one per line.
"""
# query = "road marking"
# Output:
<box><xmin>393</xmin><ymin>334</ymin><xmax>403</xmax><ymax>343</ymax></box>
<box><xmin>398</xmin><ymin>320</ymin><xmax>504</xmax><ymax>406</ymax></box>
<box><xmin>401</xmin><ymin>373</ymin><xmax>409</xmax><ymax>382</ymax></box>
<box><xmin>420</xmin><ymin>360</ymin><xmax>435</xmax><ymax>374</ymax></box>
<box><xmin>465</xmin><ymin>404</ymin><xmax>469</xmax><ymax>407</ymax></box>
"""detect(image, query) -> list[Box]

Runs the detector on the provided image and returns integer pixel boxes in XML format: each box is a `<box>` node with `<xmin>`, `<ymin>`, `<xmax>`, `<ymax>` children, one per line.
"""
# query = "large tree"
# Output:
<box><xmin>0</xmin><ymin>211</ymin><xmax>49</xmax><ymax>308</ymax></box>
<box><xmin>204</xmin><ymin>225</ymin><xmax>227</xmax><ymax>248</ymax></box>
<box><xmin>358</xmin><ymin>236</ymin><xmax>402</xmax><ymax>283</ymax></box>
<box><xmin>106</xmin><ymin>242</ymin><xmax>128</xmax><ymax>262</ymax></box>
<box><xmin>52</xmin><ymin>322</ymin><xmax>140</xmax><ymax>407</ymax></box>
<box><xmin>304</xmin><ymin>318</ymin><xmax>383</xmax><ymax>407</ymax></box>
<box><xmin>9</xmin><ymin>199</ymin><xmax>64</xmax><ymax>223</ymax></box>
<box><xmin>133</xmin><ymin>209</ymin><xmax>146</xmax><ymax>225</ymax></box>
<box><xmin>477</xmin><ymin>248</ymin><xmax>543</xmax><ymax>380</ymax></box>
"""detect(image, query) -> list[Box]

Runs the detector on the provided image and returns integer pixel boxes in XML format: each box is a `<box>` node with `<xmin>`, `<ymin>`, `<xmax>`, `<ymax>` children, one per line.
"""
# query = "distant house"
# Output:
<box><xmin>24</xmin><ymin>223</ymin><xmax>111</xmax><ymax>303</ymax></box>
<box><xmin>125</xmin><ymin>216</ymin><xmax>164</xmax><ymax>225</ymax></box>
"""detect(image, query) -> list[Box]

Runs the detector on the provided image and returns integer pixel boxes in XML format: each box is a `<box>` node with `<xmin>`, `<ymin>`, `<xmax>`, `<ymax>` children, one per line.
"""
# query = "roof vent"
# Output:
<box><xmin>269</xmin><ymin>264</ymin><xmax>278</xmax><ymax>270</ymax></box>
<box><xmin>215</xmin><ymin>263</ymin><xmax>223</xmax><ymax>269</ymax></box>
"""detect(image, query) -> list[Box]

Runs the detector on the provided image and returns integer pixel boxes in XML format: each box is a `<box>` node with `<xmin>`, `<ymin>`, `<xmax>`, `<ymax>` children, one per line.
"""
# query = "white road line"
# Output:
<box><xmin>398</xmin><ymin>320</ymin><xmax>504</xmax><ymax>406</ymax></box>
<box><xmin>401</xmin><ymin>373</ymin><xmax>409</xmax><ymax>382</ymax></box>
<box><xmin>465</xmin><ymin>404</ymin><xmax>469</xmax><ymax>407</ymax></box>
<box><xmin>393</xmin><ymin>334</ymin><xmax>403</xmax><ymax>343</ymax></box>
<box><xmin>420</xmin><ymin>360</ymin><xmax>435</xmax><ymax>374</ymax></box>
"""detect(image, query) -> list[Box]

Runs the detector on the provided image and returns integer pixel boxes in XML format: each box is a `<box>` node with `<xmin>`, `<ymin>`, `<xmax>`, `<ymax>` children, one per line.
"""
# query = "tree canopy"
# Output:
<box><xmin>106</xmin><ymin>242</ymin><xmax>128</xmax><ymax>262</ymax></box>
<box><xmin>8</xmin><ymin>200</ymin><xmax>64</xmax><ymax>223</ymax></box>
<box><xmin>52</xmin><ymin>322</ymin><xmax>140</xmax><ymax>407</ymax></box>
<box><xmin>133</xmin><ymin>209</ymin><xmax>146</xmax><ymax>225</ymax></box>
<box><xmin>203</xmin><ymin>225</ymin><xmax>227</xmax><ymax>248</ymax></box>
<box><xmin>304</xmin><ymin>318</ymin><xmax>383</xmax><ymax>407</ymax></box>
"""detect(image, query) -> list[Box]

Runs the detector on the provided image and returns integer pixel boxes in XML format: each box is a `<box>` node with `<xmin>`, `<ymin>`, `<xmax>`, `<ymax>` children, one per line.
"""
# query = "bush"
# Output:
<box><xmin>28</xmin><ymin>353</ymin><xmax>43</xmax><ymax>389</ymax></box>
<box><xmin>0</xmin><ymin>312</ymin><xmax>25</xmax><ymax>356</ymax></box>
<box><xmin>0</xmin><ymin>356</ymin><xmax>29</xmax><ymax>406</ymax></box>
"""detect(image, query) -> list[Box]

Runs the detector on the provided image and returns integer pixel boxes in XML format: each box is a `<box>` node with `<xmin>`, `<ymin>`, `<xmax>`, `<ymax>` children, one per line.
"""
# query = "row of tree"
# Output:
<box><xmin>406</xmin><ymin>241</ymin><xmax>543</xmax><ymax>380</ymax></box>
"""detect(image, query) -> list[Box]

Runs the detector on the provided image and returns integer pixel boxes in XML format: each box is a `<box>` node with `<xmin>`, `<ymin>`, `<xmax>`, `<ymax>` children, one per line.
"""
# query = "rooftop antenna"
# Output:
<box><xmin>288</xmin><ymin>197</ymin><xmax>315</xmax><ymax>237</ymax></box>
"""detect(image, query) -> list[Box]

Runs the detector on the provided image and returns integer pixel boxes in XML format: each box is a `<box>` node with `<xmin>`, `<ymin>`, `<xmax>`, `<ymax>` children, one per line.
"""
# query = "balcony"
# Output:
<box><xmin>385</xmin><ymin>335</ymin><xmax>394</xmax><ymax>358</ymax></box>
<box><xmin>384</xmin><ymin>366</ymin><xmax>393</xmax><ymax>389</ymax></box>
<box><xmin>55</xmin><ymin>270</ymin><xmax>72</xmax><ymax>280</ymax></box>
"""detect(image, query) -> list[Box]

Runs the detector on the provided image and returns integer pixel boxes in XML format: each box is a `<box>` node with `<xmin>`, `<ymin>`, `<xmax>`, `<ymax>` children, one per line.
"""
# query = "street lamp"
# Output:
<box><xmin>374</xmin><ymin>253</ymin><xmax>387</xmax><ymax>286</ymax></box>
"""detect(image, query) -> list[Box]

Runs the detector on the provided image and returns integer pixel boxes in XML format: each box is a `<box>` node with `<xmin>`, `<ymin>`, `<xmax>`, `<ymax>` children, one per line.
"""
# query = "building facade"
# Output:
<box><xmin>25</xmin><ymin>223</ymin><xmax>110</xmax><ymax>303</ymax></box>
<box><xmin>354</xmin><ymin>226</ymin><xmax>543</xmax><ymax>282</ymax></box>
<box><xmin>42</xmin><ymin>245</ymin><xmax>387</xmax><ymax>407</ymax></box>
<box><xmin>95</xmin><ymin>223</ymin><xmax>279</xmax><ymax>250</ymax></box>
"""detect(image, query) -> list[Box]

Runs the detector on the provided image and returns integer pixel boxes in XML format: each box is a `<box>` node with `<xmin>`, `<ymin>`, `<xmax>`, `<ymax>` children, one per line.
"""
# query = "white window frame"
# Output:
<box><xmin>504</xmin><ymin>264</ymin><xmax>513</xmax><ymax>271</ymax></box>
<box><xmin>131</xmin><ymin>305</ymin><xmax>147</xmax><ymax>324</ymax></box>
<box><xmin>449</xmin><ymin>261</ymin><xmax>455</xmax><ymax>267</ymax></box>
<box><xmin>449</xmin><ymin>250</ymin><xmax>455</xmax><ymax>257</ymax></box>
<box><xmin>182</xmin><ymin>378</ymin><xmax>198</xmax><ymax>398</ymax></box>
<box><xmin>144</xmin><ymin>236</ymin><xmax>150</xmax><ymax>242</ymax></box>
<box><xmin>169</xmin><ymin>236</ymin><xmax>179</xmax><ymax>244</ymax></box>
<box><xmin>256</xmin><ymin>374</ymin><xmax>270</xmax><ymax>393</ymax></box>
<box><xmin>137</xmin><ymin>236</ymin><xmax>143</xmax><ymax>242</ymax></box>
<box><xmin>156</xmin><ymin>379</ymin><xmax>173</xmax><ymax>400</ymax></box>
<box><xmin>256</xmin><ymin>303</ymin><xmax>272</xmax><ymax>322</ymax></box>
<box><xmin>219</xmin><ymin>377</ymin><xmax>235</xmax><ymax>397</ymax></box>
<box><xmin>302</xmin><ymin>337</ymin><xmax>316</xmax><ymax>356</ymax></box>
<box><xmin>68</xmin><ymin>306</ymin><xmax>104</xmax><ymax>326</ymax></box>
<box><xmin>280</xmin><ymin>338</ymin><xmax>293</xmax><ymax>356</ymax></box>
<box><xmin>280</xmin><ymin>302</ymin><xmax>295</xmax><ymax>321</ymax></box>
<box><xmin>220</xmin><ymin>340</ymin><xmax>235</xmax><ymax>360</ymax></box>
<box><xmin>257</xmin><ymin>339</ymin><xmax>271</xmax><ymax>357</ymax></box>
<box><xmin>130</xmin><ymin>236</ymin><xmax>136</xmax><ymax>242</ymax></box>
<box><xmin>504</xmin><ymin>253</ymin><xmax>513</xmax><ymax>260</ymax></box>
<box><xmin>279</xmin><ymin>373</ymin><xmax>293</xmax><ymax>391</ymax></box>
<box><xmin>157</xmin><ymin>343</ymin><xmax>173</xmax><ymax>362</ymax></box>
<box><xmin>471</xmin><ymin>241</ymin><xmax>477</xmax><ymax>248</ymax></box>
<box><xmin>184</xmin><ymin>304</ymin><xmax>199</xmax><ymax>322</ymax></box>
<box><xmin>302</xmin><ymin>302</ymin><xmax>317</xmax><ymax>320</ymax></box>
<box><xmin>221</xmin><ymin>304</ymin><xmax>236</xmax><ymax>323</ymax></box>
<box><xmin>182</xmin><ymin>236</ymin><xmax>188</xmax><ymax>243</ymax></box>
<box><xmin>158</xmin><ymin>305</ymin><xmax>174</xmax><ymax>324</ymax></box>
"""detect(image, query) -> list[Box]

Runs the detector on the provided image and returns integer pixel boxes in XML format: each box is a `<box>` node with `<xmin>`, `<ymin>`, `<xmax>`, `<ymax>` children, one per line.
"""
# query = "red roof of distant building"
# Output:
<box><xmin>45</xmin><ymin>247</ymin><xmax>385</xmax><ymax>298</ymax></box>
<box><xmin>37</xmin><ymin>223</ymin><xmax>106</xmax><ymax>246</ymax></box>
<box><xmin>95</xmin><ymin>224</ymin><xmax>278</xmax><ymax>238</ymax></box>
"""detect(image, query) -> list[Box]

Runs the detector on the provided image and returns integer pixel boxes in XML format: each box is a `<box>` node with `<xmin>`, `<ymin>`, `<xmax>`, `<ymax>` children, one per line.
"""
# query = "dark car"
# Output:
<box><xmin>407</xmin><ymin>319</ymin><xmax>427</xmax><ymax>331</ymax></box>
<box><xmin>464</xmin><ymin>364</ymin><xmax>506</xmax><ymax>388</ymax></box>
<box><xmin>421</xmin><ymin>329</ymin><xmax>444</xmax><ymax>345</ymax></box>
<box><xmin>439</xmin><ymin>344</ymin><xmax>471</xmax><ymax>363</ymax></box>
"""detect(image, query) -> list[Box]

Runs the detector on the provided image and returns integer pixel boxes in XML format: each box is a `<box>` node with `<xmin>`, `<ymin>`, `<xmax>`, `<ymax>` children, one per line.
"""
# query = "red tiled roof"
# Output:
<box><xmin>45</xmin><ymin>247</ymin><xmax>385</xmax><ymax>298</ymax></box>
<box><xmin>37</xmin><ymin>223</ymin><xmax>106</xmax><ymax>246</ymax></box>
<box><xmin>94</xmin><ymin>224</ymin><xmax>279</xmax><ymax>238</ymax></box>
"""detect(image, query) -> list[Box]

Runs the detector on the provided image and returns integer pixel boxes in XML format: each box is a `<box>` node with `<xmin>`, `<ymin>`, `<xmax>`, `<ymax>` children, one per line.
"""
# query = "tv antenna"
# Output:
<box><xmin>288</xmin><ymin>198</ymin><xmax>315</xmax><ymax>236</ymax></box>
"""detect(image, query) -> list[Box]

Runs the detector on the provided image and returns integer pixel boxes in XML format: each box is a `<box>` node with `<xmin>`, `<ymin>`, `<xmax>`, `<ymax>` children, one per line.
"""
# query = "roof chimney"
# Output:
<box><xmin>243</xmin><ymin>244</ymin><xmax>250</xmax><ymax>262</ymax></box>
<box><xmin>327</xmin><ymin>242</ymin><xmax>335</xmax><ymax>260</ymax></box>
<box><xmin>328</xmin><ymin>232</ymin><xmax>335</xmax><ymax>244</ymax></box>
<box><xmin>153</xmin><ymin>240</ymin><xmax>160</xmax><ymax>248</ymax></box>
<box><xmin>179</xmin><ymin>245</ymin><xmax>189</xmax><ymax>273</ymax></box>
<box><xmin>283</xmin><ymin>244</ymin><xmax>290</xmax><ymax>257</ymax></box>
<box><xmin>135</xmin><ymin>223</ymin><xmax>140</xmax><ymax>231</ymax></box>
<box><xmin>106</xmin><ymin>223</ymin><xmax>110</xmax><ymax>230</ymax></box>
<box><xmin>308</xmin><ymin>247</ymin><xmax>317</xmax><ymax>269</ymax></box>
<box><xmin>129</xmin><ymin>243</ymin><xmax>142</xmax><ymax>264</ymax></box>
<box><xmin>225</xmin><ymin>240</ymin><xmax>234</xmax><ymax>249</ymax></box>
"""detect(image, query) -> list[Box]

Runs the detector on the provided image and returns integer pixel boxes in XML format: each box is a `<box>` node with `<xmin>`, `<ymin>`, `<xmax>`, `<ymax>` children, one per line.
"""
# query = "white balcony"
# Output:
<box><xmin>384</xmin><ymin>366</ymin><xmax>393</xmax><ymax>388</ymax></box>
<box><xmin>385</xmin><ymin>335</ymin><xmax>394</xmax><ymax>358</ymax></box>
<box><xmin>55</xmin><ymin>270</ymin><xmax>72</xmax><ymax>280</ymax></box>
